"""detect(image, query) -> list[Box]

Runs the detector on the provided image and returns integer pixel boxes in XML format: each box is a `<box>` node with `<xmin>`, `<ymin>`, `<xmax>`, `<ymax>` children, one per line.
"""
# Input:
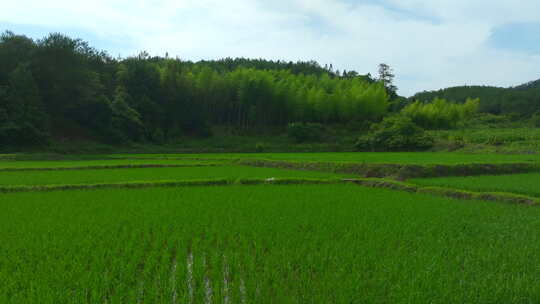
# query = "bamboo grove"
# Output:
<box><xmin>0</xmin><ymin>31</ymin><xmax>389</xmax><ymax>146</ymax></box>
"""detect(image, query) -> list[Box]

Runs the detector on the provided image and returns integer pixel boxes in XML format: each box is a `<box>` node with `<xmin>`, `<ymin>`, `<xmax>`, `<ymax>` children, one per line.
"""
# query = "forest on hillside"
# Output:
<box><xmin>0</xmin><ymin>31</ymin><xmax>396</xmax><ymax>147</ymax></box>
<box><xmin>412</xmin><ymin>83</ymin><xmax>540</xmax><ymax>115</ymax></box>
<box><xmin>1</xmin><ymin>31</ymin><xmax>534</xmax><ymax>150</ymax></box>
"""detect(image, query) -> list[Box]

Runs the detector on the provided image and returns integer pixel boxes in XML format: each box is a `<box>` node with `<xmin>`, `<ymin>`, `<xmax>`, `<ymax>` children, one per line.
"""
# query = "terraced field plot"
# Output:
<box><xmin>1</xmin><ymin>152</ymin><xmax>539</xmax><ymax>303</ymax></box>
<box><xmin>108</xmin><ymin>152</ymin><xmax>540</xmax><ymax>164</ymax></box>
<box><xmin>0</xmin><ymin>165</ymin><xmax>348</xmax><ymax>186</ymax></box>
<box><xmin>3</xmin><ymin>185</ymin><xmax>540</xmax><ymax>303</ymax></box>
<box><xmin>411</xmin><ymin>172</ymin><xmax>540</xmax><ymax>198</ymax></box>
<box><xmin>0</xmin><ymin>158</ymin><xmax>225</xmax><ymax>169</ymax></box>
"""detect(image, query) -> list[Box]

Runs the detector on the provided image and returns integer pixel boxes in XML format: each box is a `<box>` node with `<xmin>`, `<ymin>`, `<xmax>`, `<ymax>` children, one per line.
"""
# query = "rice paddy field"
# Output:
<box><xmin>0</xmin><ymin>165</ymin><xmax>349</xmax><ymax>186</ymax></box>
<box><xmin>411</xmin><ymin>172</ymin><xmax>540</xmax><ymax>198</ymax></box>
<box><xmin>2</xmin><ymin>152</ymin><xmax>540</xmax><ymax>303</ymax></box>
<box><xmin>0</xmin><ymin>159</ymin><xmax>224</xmax><ymax>169</ymax></box>
<box><xmin>105</xmin><ymin>152</ymin><xmax>540</xmax><ymax>164</ymax></box>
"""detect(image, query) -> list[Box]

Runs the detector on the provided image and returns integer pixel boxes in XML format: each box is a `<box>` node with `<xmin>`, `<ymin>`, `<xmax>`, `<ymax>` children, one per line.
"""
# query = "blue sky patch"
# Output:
<box><xmin>489</xmin><ymin>22</ymin><xmax>540</xmax><ymax>54</ymax></box>
<box><xmin>341</xmin><ymin>0</ymin><xmax>440</xmax><ymax>23</ymax></box>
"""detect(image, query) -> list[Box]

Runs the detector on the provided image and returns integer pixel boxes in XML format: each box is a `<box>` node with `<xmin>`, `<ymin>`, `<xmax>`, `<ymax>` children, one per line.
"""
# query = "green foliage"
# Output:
<box><xmin>430</xmin><ymin>125</ymin><xmax>540</xmax><ymax>153</ymax></box>
<box><xmin>473</xmin><ymin>113</ymin><xmax>512</xmax><ymax>126</ymax></box>
<box><xmin>287</xmin><ymin>122</ymin><xmax>324</xmax><ymax>143</ymax></box>
<box><xmin>401</xmin><ymin>98</ymin><xmax>479</xmax><ymax>129</ymax></box>
<box><xmin>109</xmin><ymin>86</ymin><xmax>143</xmax><ymax>142</ymax></box>
<box><xmin>411</xmin><ymin>83</ymin><xmax>540</xmax><ymax>116</ymax></box>
<box><xmin>0</xmin><ymin>31</ymin><xmax>390</xmax><ymax>148</ymax></box>
<box><xmin>514</xmin><ymin>79</ymin><xmax>540</xmax><ymax>90</ymax></box>
<box><xmin>255</xmin><ymin>142</ymin><xmax>266</xmax><ymax>152</ymax></box>
<box><xmin>377</xmin><ymin>63</ymin><xmax>398</xmax><ymax>99</ymax></box>
<box><xmin>7</xmin><ymin>29</ymin><xmax>540</xmax><ymax>153</ymax></box>
<box><xmin>150</xmin><ymin>128</ymin><xmax>165</xmax><ymax>144</ymax></box>
<box><xmin>356</xmin><ymin>116</ymin><xmax>434</xmax><ymax>151</ymax></box>
<box><xmin>0</xmin><ymin>63</ymin><xmax>49</xmax><ymax>146</ymax></box>
<box><xmin>531</xmin><ymin>113</ymin><xmax>540</xmax><ymax>128</ymax></box>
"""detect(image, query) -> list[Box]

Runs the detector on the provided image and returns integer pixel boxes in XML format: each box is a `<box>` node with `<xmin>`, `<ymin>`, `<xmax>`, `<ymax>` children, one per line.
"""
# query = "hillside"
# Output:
<box><xmin>411</xmin><ymin>80</ymin><xmax>540</xmax><ymax>115</ymax></box>
<box><xmin>0</xmin><ymin>31</ymin><xmax>389</xmax><ymax>148</ymax></box>
<box><xmin>513</xmin><ymin>79</ymin><xmax>540</xmax><ymax>90</ymax></box>
<box><xmin>1</xmin><ymin>30</ymin><xmax>536</xmax><ymax>152</ymax></box>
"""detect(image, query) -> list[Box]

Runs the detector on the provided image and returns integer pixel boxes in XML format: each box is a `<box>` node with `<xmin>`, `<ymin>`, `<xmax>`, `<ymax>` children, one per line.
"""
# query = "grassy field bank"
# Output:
<box><xmin>411</xmin><ymin>173</ymin><xmax>540</xmax><ymax>198</ymax></box>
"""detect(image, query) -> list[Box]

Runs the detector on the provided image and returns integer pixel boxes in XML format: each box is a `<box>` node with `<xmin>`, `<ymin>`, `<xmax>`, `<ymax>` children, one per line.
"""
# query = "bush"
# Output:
<box><xmin>401</xmin><ymin>98</ymin><xmax>479</xmax><ymax>129</ymax></box>
<box><xmin>485</xmin><ymin>136</ymin><xmax>504</xmax><ymax>146</ymax></box>
<box><xmin>0</xmin><ymin>120</ymin><xmax>50</xmax><ymax>147</ymax></box>
<box><xmin>255</xmin><ymin>142</ymin><xmax>266</xmax><ymax>152</ymax></box>
<box><xmin>287</xmin><ymin>122</ymin><xmax>323</xmax><ymax>143</ymax></box>
<box><xmin>472</xmin><ymin>113</ymin><xmax>510</xmax><ymax>126</ymax></box>
<box><xmin>194</xmin><ymin>122</ymin><xmax>213</xmax><ymax>137</ymax></box>
<box><xmin>150</xmin><ymin>128</ymin><xmax>165</xmax><ymax>144</ymax></box>
<box><xmin>532</xmin><ymin>113</ymin><xmax>540</xmax><ymax>128</ymax></box>
<box><xmin>355</xmin><ymin>116</ymin><xmax>434</xmax><ymax>151</ymax></box>
<box><xmin>506</xmin><ymin>112</ymin><xmax>523</xmax><ymax>122</ymax></box>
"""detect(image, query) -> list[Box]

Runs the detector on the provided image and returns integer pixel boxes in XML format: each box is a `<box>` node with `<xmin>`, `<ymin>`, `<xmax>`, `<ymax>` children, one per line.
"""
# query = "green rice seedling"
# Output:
<box><xmin>0</xmin><ymin>158</ymin><xmax>226</xmax><ymax>169</ymax></box>
<box><xmin>106</xmin><ymin>152</ymin><xmax>540</xmax><ymax>164</ymax></box>
<box><xmin>3</xmin><ymin>185</ymin><xmax>540</xmax><ymax>303</ymax></box>
<box><xmin>0</xmin><ymin>166</ymin><xmax>349</xmax><ymax>187</ymax></box>
<box><xmin>411</xmin><ymin>172</ymin><xmax>540</xmax><ymax>198</ymax></box>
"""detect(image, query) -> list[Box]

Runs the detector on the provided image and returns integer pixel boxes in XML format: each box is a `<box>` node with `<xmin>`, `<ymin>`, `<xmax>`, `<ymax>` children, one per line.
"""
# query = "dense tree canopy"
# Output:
<box><xmin>401</xmin><ymin>98</ymin><xmax>479</xmax><ymax>129</ymax></box>
<box><xmin>411</xmin><ymin>84</ymin><xmax>540</xmax><ymax>116</ymax></box>
<box><xmin>0</xmin><ymin>31</ymin><xmax>390</xmax><ymax>147</ymax></box>
<box><xmin>3</xmin><ymin>31</ymin><xmax>533</xmax><ymax>149</ymax></box>
<box><xmin>514</xmin><ymin>79</ymin><xmax>540</xmax><ymax>90</ymax></box>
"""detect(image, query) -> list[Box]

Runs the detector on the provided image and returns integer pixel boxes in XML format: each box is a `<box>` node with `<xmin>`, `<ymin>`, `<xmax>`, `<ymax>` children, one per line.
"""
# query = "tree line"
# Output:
<box><xmin>1</xmin><ymin>31</ymin><xmax>484</xmax><ymax>149</ymax></box>
<box><xmin>0</xmin><ymin>31</ymin><xmax>393</xmax><ymax>146</ymax></box>
<box><xmin>411</xmin><ymin>83</ymin><xmax>540</xmax><ymax>116</ymax></box>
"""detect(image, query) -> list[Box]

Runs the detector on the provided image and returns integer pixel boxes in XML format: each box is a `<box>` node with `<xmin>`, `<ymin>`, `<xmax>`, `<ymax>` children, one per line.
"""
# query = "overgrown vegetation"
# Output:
<box><xmin>355</xmin><ymin>116</ymin><xmax>434</xmax><ymax>151</ymax></box>
<box><xmin>286</xmin><ymin>122</ymin><xmax>324</xmax><ymax>143</ymax></box>
<box><xmin>412</xmin><ymin>84</ymin><xmax>540</xmax><ymax>116</ymax></box>
<box><xmin>2</xmin><ymin>30</ymin><xmax>539</xmax><ymax>154</ymax></box>
<box><xmin>401</xmin><ymin>98</ymin><xmax>479</xmax><ymax>129</ymax></box>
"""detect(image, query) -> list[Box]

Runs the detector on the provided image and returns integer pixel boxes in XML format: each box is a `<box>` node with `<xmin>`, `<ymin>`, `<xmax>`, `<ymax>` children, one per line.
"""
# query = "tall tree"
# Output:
<box><xmin>0</xmin><ymin>63</ymin><xmax>49</xmax><ymax>146</ymax></box>
<box><xmin>378</xmin><ymin>63</ymin><xmax>398</xmax><ymax>99</ymax></box>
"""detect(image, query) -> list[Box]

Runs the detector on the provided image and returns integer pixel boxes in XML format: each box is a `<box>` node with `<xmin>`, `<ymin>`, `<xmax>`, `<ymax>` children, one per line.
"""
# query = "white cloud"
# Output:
<box><xmin>1</xmin><ymin>0</ymin><xmax>539</xmax><ymax>96</ymax></box>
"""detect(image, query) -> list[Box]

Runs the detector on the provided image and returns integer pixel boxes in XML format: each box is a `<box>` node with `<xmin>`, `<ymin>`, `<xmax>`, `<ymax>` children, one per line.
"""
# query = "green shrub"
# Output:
<box><xmin>506</xmin><ymin>112</ymin><xmax>523</xmax><ymax>122</ymax></box>
<box><xmin>485</xmin><ymin>136</ymin><xmax>505</xmax><ymax>146</ymax></box>
<box><xmin>255</xmin><ymin>142</ymin><xmax>266</xmax><ymax>152</ymax></box>
<box><xmin>150</xmin><ymin>128</ymin><xmax>165</xmax><ymax>144</ymax></box>
<box><xmin>0</xmin><ymin>120</ymin><xmax>50</xmax><ymax>147</ymax></box>
<box><xmin>355</xmin><ymin>116</ymin><xmax>434</xmax><ymax>151</ymax></box>
<box><xmin>401</xmin><ymin>98</ymin><xmax>479</xmax><ymax>129</ymax></box>
<box><xmin>475</xmin><ymin>113</ymin><xmax>510</xmax><ymax>126</ymax></box>
<box><xmin>531</xmin><ymin>113</ymin><xmax>540</xmax><ymax>128</ymax></box>
<box><xmin>287</xmin><ymin>122</ymin><xmax>323</xmax><ymax>143</ymax></box>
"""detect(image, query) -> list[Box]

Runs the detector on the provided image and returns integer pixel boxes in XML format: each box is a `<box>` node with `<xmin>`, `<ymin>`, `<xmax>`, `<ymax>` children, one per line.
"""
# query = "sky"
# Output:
<box><xmin>1</xmin><ymin>0</ymin><xmax>539</xmax><ymax>96</ymax></box>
